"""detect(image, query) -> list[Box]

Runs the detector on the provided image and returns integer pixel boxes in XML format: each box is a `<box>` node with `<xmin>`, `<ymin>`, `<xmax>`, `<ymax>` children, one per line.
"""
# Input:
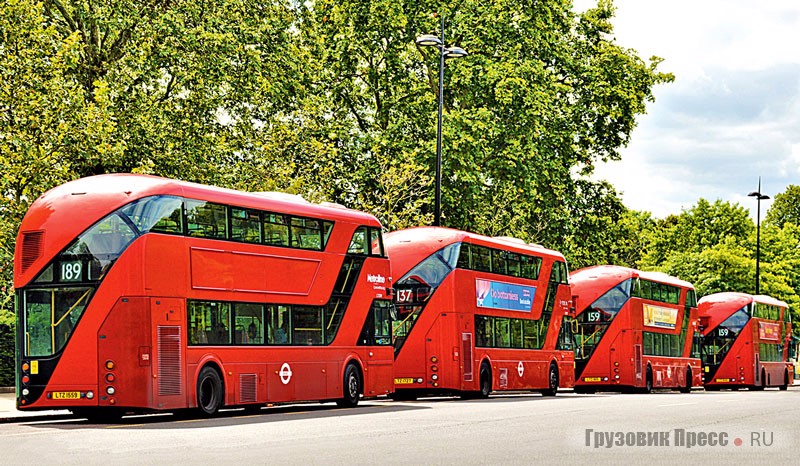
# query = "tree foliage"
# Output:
<box><xmin>7</xmin><ymin>0</ymin><xmax>799</xmax><ymax>373</ymax></box>
<box><xmin>765</xmin><ymin>184</ymin><xmax>800</xmax><ymax>229</ymax></box>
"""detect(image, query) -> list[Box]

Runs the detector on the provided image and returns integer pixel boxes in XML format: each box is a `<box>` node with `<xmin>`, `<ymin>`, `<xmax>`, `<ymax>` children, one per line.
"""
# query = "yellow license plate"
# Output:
<box><xmin>715</xmin><ymin>378</ymin><xmax>732</xmax><ymax>383</ymax></box>
<box><xmin>51</xmin><ymin>391</ymin><xmax>81</xmax><ymax>400</ymax></box>
<box><xmin>394</xmin><ymin>378</ymin><xmax>415</xmax><ymax>385</ymax></box>
<box><xmin>583</xmin><ymin>377</ymin><xmax>602</xmax><ymax>382</ymax></box>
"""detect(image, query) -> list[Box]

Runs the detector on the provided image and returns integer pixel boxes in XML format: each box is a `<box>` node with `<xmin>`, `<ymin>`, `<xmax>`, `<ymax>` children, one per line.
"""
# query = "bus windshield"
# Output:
<box><xmin>574</xmin><ymin>278</ymin><xmax>631</xmax><ymax>363</ymax></box>
<box><xmin>21</xmin><ymin>199</ymin><xmax>155</xmax><ymax>357</ymax></box>
<box><xmin>393</xmin><ymin>243</ymin><xmax>460</xmax><ymax>353</ymax></box>
<box><xmin>702</xmin><ymin>307</ymin><xmax>750</xmax><ymax>371</ymax></box>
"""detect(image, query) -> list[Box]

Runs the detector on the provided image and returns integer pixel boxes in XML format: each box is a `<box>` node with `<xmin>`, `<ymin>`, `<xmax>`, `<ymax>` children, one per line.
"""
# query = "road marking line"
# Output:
<box><xmin>176</xmin><ymin>418</ymin><xmax>206</xmax><ymax>423</ymax></box>
<box><xmin>106</xmin><ymin>424</ymin><xmax>143</xmax><ymax>428</ymax></box>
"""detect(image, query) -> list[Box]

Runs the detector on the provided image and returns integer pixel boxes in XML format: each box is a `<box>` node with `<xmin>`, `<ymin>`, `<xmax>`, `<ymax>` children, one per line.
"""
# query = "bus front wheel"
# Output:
<box><xmin>197</xmin><ymin>366</ymin><xmax>223</xmax><ymax>416</ymax></box>
<box><xmin>479</xmin><ymin>362</ymin><xmax>492</xmax><ymax>398</ymax></box>
<box><xmin>541</xmin><ymin>363</ymin><xmax>559</xmax><ymax>397</ymax></box>
<box><xmin>336</xmin><ymin>363</ymin><xmax>361</xmax><ymax>408</ymax></box>
<box><xmin>779</xmin><ymin>371</ymin><xmax>789</xmax><ymax>391</ymax></box>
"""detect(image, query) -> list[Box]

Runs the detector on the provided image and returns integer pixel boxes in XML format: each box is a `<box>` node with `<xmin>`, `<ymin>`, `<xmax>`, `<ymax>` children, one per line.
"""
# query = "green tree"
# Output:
<box><xmin>299</xmin><ymin>0</ymin><xmax>672</xmax><ymax>244</ymax></box>
<box><xmin>765</xmin><ymin>184</ymin><xmax>800</xmax><ymax>229</ymax></box>
<box><xmin>640</xmin><ymin>199</ymin><xmax>752</xmax><ymax>269</ymax></box>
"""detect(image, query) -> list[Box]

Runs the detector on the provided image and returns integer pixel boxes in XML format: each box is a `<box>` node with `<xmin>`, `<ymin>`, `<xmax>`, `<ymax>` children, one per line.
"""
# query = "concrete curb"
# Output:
<box><xmin>0</xmin><ymin>387</ymin><xmax>15</xmax><ymax>393</ymax></box>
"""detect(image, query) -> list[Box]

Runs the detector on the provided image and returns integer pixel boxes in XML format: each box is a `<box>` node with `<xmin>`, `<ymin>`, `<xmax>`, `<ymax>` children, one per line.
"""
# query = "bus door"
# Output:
<box><xmin>426</xmin><ymin>312</ymin><xmax>455</xmax><ymax>389</ymax></box>
<box><xmin>460</xmin><ymin>313</ymin><xmax>474</xmax><ymax>389</ymax></box>
<box><xmin>151</xmin><ymin>297</ymin><xmax>187</xmax><ymax>409</ymax></box>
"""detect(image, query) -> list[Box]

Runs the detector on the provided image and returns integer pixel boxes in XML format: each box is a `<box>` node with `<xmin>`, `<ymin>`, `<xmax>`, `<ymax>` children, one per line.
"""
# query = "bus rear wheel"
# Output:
<box><xmin>336</xmin><ymin>363</ymin><xmax>361</xmax><ymax>408</ymax></box>
<box><xmin>679</xmin><ymin>368</ymin><xmax>692</xmax><ymax>393</ymax></box>
<box><xmin>779</xmin><ymin>371</ymin><xmax>789</xmax><ymax>391</ymax></box>
<box><xmin>541</xmin><ymin>363</ymin><xmax>559</xmax><ymax>397</ymax></box>
<box><xmin>479</xmin><ymin>362</ymin><xmax>492</xmax><ymax>398</ymax></box>
<box><xmin>644</xmin><ymin>365</ymin><xmax>653</xmax><ymax>394</ymax></box>
<box><xmin>197</xmin><ymin>366</ymin><xmax>223</xmax><ymax>416</ymax></box>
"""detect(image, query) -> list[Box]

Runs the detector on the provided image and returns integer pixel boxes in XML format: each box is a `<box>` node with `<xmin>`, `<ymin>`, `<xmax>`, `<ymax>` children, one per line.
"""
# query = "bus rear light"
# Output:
<box><xmin>613</xmin><ymin>368</ymin><xmax>619</xmax><ymax>373</ymax></box>
<box><xmin>614</xmin><ymin>375</ymin><xmax>619</xmax><ymax>380</ymax></box>
<box><xmin>22</xmin><ymin>376</ymin><xmax>29</xmax><ymax>384</ymax></box>
<box><xmin>614</xmin><ymin>362</ymin><xmax>619</xmax><ymax>367</ymax></box>
<box><xmin>109</xmin><ymin>398</ymin><xmax>116</xmax><ymax>405</ymax></box>
<box><xmin>432</xmin><ymin>382</ymin><xmax>439</xmax><ymax>387</ymax></box>
<box><xmin>430</xmin><ymin>356</ymin><xmax>438</xmax><ymax>363</ymax></box>
<box><xmin>86</xmin><ymin>391</ymin><xmax>94</xmax><ymax>400</ymax></box>
<box><xmin>431</xmin><ymin>365</ymin><xmax>438</xmax><ymax>372</ymax></box>
<box><xmin>21</xmin><ymin>362</ymin><xmax>30</xmax><ymax>372</ymax></box>
<box><xmin>431</xmin><ymin>374</ymin><xmax>439</xmax><ymax>381</ymax></box>
<box><xmin>105</xmin><ymin>360</ymin><xmax>115</xmax><ymax>370</ymax></box>
<box><xmin>106</xmin><ymin>386</ymin><xmax>116</xmax><ymax>396</ymax></box>
<box><xmin>106</xmin><ymin>373</ymin><xmax>116</xmax><ymax>383</ymax></box>
<box><xmin>740</xmin><ymin>367</ymin><xmax>744</xmax><ymax>371</ymax></box>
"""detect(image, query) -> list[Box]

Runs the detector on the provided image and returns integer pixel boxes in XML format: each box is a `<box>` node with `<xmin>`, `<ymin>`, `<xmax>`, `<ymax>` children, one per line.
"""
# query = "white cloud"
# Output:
<box><xmin>576</xmin><ymin>0</ymin><xmax>800</xmax><ymax>219</ymax></box>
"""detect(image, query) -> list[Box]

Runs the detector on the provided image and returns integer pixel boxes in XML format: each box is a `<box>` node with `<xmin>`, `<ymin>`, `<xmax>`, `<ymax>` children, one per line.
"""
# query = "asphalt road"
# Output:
<box><xmin>1</xmin><ymin>388</ymin><xmax>797</xmax><ymax>465</ymax></box>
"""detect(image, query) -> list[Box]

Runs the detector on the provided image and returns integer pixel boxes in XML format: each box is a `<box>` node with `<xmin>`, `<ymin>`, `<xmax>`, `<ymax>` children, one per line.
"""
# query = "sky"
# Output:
<box><xmin>573</xmin><ymin>0</ymin><xmax>800</xmax><ymax>220</ymax></box>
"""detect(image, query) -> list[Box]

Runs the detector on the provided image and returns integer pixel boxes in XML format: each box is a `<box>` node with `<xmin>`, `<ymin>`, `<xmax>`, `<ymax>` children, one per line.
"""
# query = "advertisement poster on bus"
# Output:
<box><xmin>475</xmin><ymin>279</ymin><xmax>535</xmax><ymax>312</ymax></box>
<box><xmin>642</xmin><ymin>304</ymin><xmax>678</xmax><ymax>329</ymax></box>
<box><xmin>758</xmin><ymin>321</ymin><xmax>780</xmax><ymax>341</ymax></box>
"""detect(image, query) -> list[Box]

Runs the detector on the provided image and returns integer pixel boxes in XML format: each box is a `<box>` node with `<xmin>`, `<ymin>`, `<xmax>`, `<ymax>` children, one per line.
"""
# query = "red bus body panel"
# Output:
<box><xmin>571</xmin><ymin>265</ymin><xmax>702</xmax><ymax>391</ymax></box>
<box><xmin>386</xmin><ymin>227</ymin><xmax>574</xmax><ymax>395</ymax></box>
<box><xmin>15</xmin><ymin>174</ymin><xmax>393</xmax><ymax>412</ymax></box>
<box><xmin>699</xmin><ymin>292</ymin><xmax>794</xmax><ymax>389</ymax></box>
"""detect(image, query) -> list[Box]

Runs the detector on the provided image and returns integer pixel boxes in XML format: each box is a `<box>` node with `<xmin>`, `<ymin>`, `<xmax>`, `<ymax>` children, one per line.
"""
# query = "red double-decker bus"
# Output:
<box><xmin>698</xmin><ymin>292</ymin><xmax>794</xmax><ymax>390</ymax></box>
<box><xmin>15</xmin><ymin>174</ymin><xmax>394</xmax><ymax>421</ymax></box>
<box><xmin>385</xmin><ymin>227</ymin><xmax>574</xmax><ymax>399</ymax></box>
<box><xmin>570</xmin><ymin>265</ymin><xmax>702</xmax><ymax>393</ymax></box>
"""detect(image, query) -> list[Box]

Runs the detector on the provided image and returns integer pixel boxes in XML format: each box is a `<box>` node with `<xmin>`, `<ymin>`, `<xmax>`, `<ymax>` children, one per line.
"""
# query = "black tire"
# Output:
<box><xmin>542</xmin><ymin>363</ymin><xmax>559</xmax><ymax>397</ymax></box>
<box><xmin>336</xmin><ymin>363</ymin><xmax>361</xmax><ymax>408</ymax></box>
<box><xmin>644</xmin><ymin>365</ymin><xmax>653</xmax><ymax>394</ymax></box>
<box><xmin>478</xmin><ymin>362</ymin><xmax>492</xmax><ymax>398</ymax></box>
<box><xmin>574</xmin><ymin>387</ymin><xmax>596</xmax><ymax>395</ymax></box>
<box><xmin>779</xmin><ymin>371</ymin><xmax>789</xmax><ymax>391</ymax></box>
<box><xmin>73</xmin><ymin>407</ymin><xmax>123</xmax><ymax>424</ymax></box>
<box><xmin>197</xmin><ymin>366</ymin><xmax>223</xmax><ymax>416</ymax></box>
<box><xmin>679</xmin><ymin>368</ymin><xmax>692</xmax><ymax>393</ymax></box>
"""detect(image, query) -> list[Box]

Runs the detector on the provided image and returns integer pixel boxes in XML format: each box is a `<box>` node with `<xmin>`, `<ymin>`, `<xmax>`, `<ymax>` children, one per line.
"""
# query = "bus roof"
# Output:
<box><xmin>698</xmin><ymin>292</ymin><xmax>788</xmax><ymax>329</ymax></box>
<box><xmin>570</xmin><ymin>265</ymin><xmax>695</xmax><ymax>307</ymax></box>
<box><xmin>16</xmin><ymin>174</ymin><xmax>381</xmax><ymax>287</ymax></box>
<box><xmin>384</xmin><ymin>226</ymin><xmax>566</xmax><ymax>278</ymax></box>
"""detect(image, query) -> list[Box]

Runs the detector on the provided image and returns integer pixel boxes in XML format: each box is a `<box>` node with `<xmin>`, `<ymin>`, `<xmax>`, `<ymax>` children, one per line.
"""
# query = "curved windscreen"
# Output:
<box><xmin>21</xmin><ymin>198</ymin><xmax>164</xmax><ymax>357</ymax></box>
<box><xmin>701</xmin><ymin>307</ymin><xmax>750</xmax><ymax>376</ymax></box>
<box><xmin>392</xmin><ymin>243</ymin><xmax>460</xmax><ymax>353</ymax></box>
<box><xmin>573</xmin><ymin>278</ymin><xmax>631</xmax><ymax>365</ymax></box>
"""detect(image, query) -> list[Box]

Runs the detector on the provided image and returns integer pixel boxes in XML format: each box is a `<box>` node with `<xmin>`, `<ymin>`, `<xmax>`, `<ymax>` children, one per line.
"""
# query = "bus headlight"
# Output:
<box><xmin>22</xmin><ymin>388</ymin><xmax>29</xmax><ymax>396</ymax></box>
<box><xmin>86</xmin><ymin>391</ymin><xmax>94</xmax><ymax>399</ymax></box>
<box><xmin>106</xmin><ymin>386</ymin><xmax>116</xmax><ymax>395</ymax></box>
<box><xmin>431</xmin><ymin>374</ymin><xmax>439</xmax><ymax>381</ymax></box>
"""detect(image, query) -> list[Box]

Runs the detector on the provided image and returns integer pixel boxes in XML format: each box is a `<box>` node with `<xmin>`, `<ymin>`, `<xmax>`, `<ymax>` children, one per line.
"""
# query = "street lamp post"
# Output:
<box><xmin>748</xmin><ymin>177</ymin><xmax>770</xmax><ymax>295</ymax></box>
<box><xmin>416</xmin><ymin>15</ymin><xmax>467</xmax><ymax>227</ymax></box>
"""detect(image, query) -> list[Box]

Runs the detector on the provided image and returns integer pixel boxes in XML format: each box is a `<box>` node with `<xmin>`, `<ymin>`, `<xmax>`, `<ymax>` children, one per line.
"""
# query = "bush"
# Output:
<box><xmin>0</xmin><ymin>323</ymin><xmax>14</xmax><ymax>387</ymax></box>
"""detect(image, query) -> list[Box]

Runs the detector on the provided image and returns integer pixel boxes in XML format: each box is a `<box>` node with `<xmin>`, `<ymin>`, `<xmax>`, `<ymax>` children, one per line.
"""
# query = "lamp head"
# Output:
<box><xmin>444</xmin><ymin>46</ymin><xmax>468</xmax><ymax>59</ymax></box>
<box><xmin>416</xmin><ymin>34</ymin><xmax>442</xmax><ymax>47</ymax></box>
